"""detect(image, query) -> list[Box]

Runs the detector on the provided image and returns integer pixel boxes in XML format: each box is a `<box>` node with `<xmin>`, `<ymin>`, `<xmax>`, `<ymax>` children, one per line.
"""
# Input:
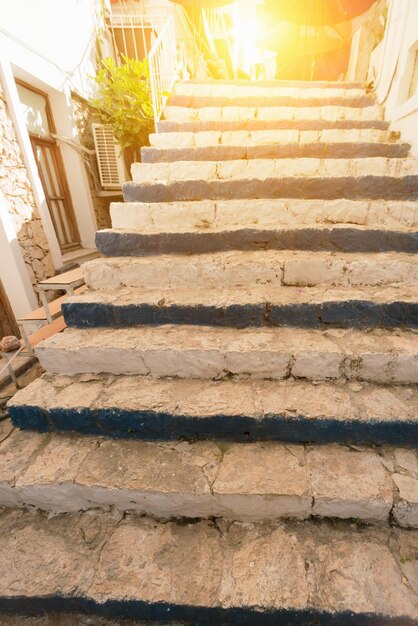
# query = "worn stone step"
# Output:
<box><xmin>126</xmin><ymin>158</ymin><xmax>418</xmax><ymax>202</ymax></box>
<box><xmin>110</xmin><ymin>199</ymin><xmax>418</xmax><ymax>232</ymax></box>
<box><xmin>158</xmin><ymin>117</ymin><xmax>390</xmax><ymax>133</ymax></box>
<box><xmin>162</xmin><ymin>105</ymin><xmax>384</xmax><ymax>129</ymax></box>
<box><xmin>83</xmin><ymin>252</ymin><xmax>418</xmax><ymax>290</ymax></box>
<box><xmin>97</xmin><ymin>225</ymin><xmax>418</xmax><ymax>256</ymax></box>
<box><xmin>61</xmin><ymin>285</ymin><xmax>418</xmax><ymax>330</ymax></box>
<box><xmin>150</xmin><ymin>129</ymin><xmax>394</xmax><ymax>148</ymax></box>
<box><xmin>1</xmin><ymin>419</ymin><xmax>417</xmax><ymax>526</ymax></box>
<box><xmin>35</xmin><ymin>325</ymin><xmax>418</xmax><ymax>385</ymax></box>
<box><xmin>0</xmin><ymin>508</ymin><xmax>417</xmax><ymax>624</ymax></box>
<box><xmin>8</xmin><ymin>373</ymin><xmax>418</xmax><ymax>446</ymax></box>
<box><xmin>169</xmin><ymin>88</ymin><xmax>374</xmax><ymax>108</ymax></box>
<box><xmin>142</xmin><ymin>129</ymin><xmax>408</xmax><ymax>162</ymax></box>
<box><xmin>173</xmin><ymin>79</ymin><xmax>366</xmax><ymax>96</ymax></box>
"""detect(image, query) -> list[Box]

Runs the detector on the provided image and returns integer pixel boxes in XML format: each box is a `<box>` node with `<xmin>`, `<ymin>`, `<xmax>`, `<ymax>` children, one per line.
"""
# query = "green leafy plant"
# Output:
<box><xmin>89</xmin><ymin>55</ymin><xmax>154</xmax><ymax>152</ymax></box>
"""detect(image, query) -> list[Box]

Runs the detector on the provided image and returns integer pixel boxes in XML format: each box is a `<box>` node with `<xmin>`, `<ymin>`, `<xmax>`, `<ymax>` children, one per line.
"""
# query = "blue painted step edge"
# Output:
<box><xmin>62</xmin><ymin>301</ymin><xmax>418</xmax><ymax>330</ymax></box>
<box><xmin>9</xmin><ymin>405</ymin><xmax>418</xmax><ymax>447</ymax></box>
<box><xmin>0</xmin><ymin>596</ymin><xmax>416</xmax><ymax>625</ymax></box>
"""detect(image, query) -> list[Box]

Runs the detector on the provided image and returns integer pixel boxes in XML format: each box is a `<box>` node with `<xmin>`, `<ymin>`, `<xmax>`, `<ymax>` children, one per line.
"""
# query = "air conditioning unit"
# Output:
<box><xmin>92</xmin><ymin>123</ymin><xmax>128</xmax><ymax>190</ymax></box>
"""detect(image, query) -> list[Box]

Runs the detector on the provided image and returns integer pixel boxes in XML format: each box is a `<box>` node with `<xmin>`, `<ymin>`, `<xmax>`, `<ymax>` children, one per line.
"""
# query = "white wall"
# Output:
<box><xmin>374</xmin><ymin>0</ymin><xmax>418</xmax><ymax>154</ymax></box>
<box><xmin>0</xmin><ymin>0</ymin><xmax>100</xmax><ymax>98</ymax></box>
<box><xmin>0</xmin><ymin>0</ymin><xmax>101</xmax><ymax>267</ymax></box>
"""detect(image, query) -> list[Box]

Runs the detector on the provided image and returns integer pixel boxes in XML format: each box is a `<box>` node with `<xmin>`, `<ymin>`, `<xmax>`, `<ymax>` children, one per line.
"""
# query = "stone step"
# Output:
<box><xmin>150</xmin><ymin>129</ymin><xmax>395</xmax><ymax>148</ymax></box>
<box><xmin>126</xmin><ymin>158</ymin><xmax>418</xmax><ymax>202</ymax></box>
<box><xmin>0</xmin><ymin>509</ymin><xmax>416</xmax><ymax>624</ymax></box>
<box><xmin>142</xmin><ymin>129</ymin><xmax>409</xmax><ymax>162</ymax></box>
<box><xmin>158</xmin><ymin>118</ymin><xmax>390</xmax><ymax>133</ymax></box>
<box><xmin>110</xmin><ymin>199</ymin><xmax>418</xmax><ymax>232</ymax></box>
<box><xmin>169</xmin><ymin>90</ymin><xmax>374</xmax><ymax>108</ymax></box>
<box><xmin>97</xmin><ymin>225</ymin><xmax>418</xmax><ymax>256</ymax></box>
<box><xmin>83</xmin><ymin>251</ymin><xmax>418</xmax><ymax>291</ymax></box>
<box><xmin>7</xmin><ymin>372</ymin><xmax>418</xmax><ymax>445</ymax></box>
<box><xmin>1</xmin><ymin>419</ymin><xmax>417</xmax><ymax>526</ymax></box>
<box><xmin>162</xmin><ymin>104</ymin><xmax>385</xmax><ymax>131</ymax></box>
<box><xmin>98</xmin><ymin>225</ymin><xmax>418</xmax><ymax>256</ymax></box>
<box><xmin>61</xmin><ymin>285</ymin><xmax>418</xmax><ymax>330</ymax></box>
<box><xmin>173</xmin><ymin>79</ymin><xmax>366</xmax><ymax>96</ymax></box>
<box><xmin>35</xmin><ymin>325</ymin><xmax>418</xmax><ymax>385</ymax></box>
<box><xmin>163</xmin><ymin>104</ymin><xmax>384</xmax><ymax>123</ymax></box>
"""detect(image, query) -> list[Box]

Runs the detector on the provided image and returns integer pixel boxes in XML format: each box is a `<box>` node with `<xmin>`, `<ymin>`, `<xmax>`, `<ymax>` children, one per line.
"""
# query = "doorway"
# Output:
<box><xmin>0</xmin><ymin>280</ymin><xmax>19</xmax><ymax>339</ymax></box>
<box><xmin>15</xmin><ymin>80</ymin><xmax>81</xmax><ymax>252</ymax></box>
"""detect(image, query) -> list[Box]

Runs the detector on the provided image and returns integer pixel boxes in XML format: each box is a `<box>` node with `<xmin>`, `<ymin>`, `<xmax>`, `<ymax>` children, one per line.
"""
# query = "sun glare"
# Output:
<box><xmin>231</xmin><ymin>2</ymin><xmax>263</xmax><ymax>78</ymax></box>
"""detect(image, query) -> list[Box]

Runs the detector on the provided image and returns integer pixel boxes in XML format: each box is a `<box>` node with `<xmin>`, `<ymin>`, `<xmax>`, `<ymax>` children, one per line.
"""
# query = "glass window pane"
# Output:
<box><xmin>16</xmin><ymin>84</ymin><xmax>51</xmax><ymax>137</ymax></box>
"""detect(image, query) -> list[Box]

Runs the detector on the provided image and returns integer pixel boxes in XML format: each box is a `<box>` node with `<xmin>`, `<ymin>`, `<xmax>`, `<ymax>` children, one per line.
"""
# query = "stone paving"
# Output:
<box><xmin>4</xmin><ymin>80</ymin><xmax>418</xmax><ymax>622</ymax></box>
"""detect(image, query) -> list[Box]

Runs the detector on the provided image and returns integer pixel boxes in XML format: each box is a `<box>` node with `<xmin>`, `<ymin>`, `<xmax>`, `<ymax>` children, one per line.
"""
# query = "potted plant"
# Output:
<box><xmin>89</xmin><ymin>55</ymin><xmax>154</xmax><ymax>173</ymax></box>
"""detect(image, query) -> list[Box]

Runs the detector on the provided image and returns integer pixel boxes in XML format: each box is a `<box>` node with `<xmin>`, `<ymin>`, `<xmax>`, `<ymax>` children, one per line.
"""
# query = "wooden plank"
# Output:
<box><xmin>38</xmin><ymin>267</ymin><xmax>84</xmax><ymax>287</ymax></box>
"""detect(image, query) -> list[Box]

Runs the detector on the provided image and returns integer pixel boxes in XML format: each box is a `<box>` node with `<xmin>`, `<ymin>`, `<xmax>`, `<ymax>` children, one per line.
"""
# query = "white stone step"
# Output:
<box><xmin>163</xmin><ymin>104</ymin><xmax>384</xmax><ymax>126</ymax></box>
<box><xmin>8</xmin><ymin>373</ymin><xmax>418</xmax><ymax>447</ymax></box>
<box><xmin>109</xmin><ymin>199</ymin><xmax>418</xmax><ymax>232</ymax></box>
<box><xmin>35</xmin><ymin>325</ymin><xmax>418</xmax><ymax>385</ymax></box>
<box><xmin>126</xmin><ymin>157</ymin><xmax>418</xmax><ymax>202</ymax></box>
<box><xmin>170</xmin><ymin>82</ymin><xmax>374</xmax><ymax>107</ymax></box>
<box><xmin>0</xmin><ymin>508</ymin><xmax>416</xmax><ymax>622</ymax></box>
<box><xmin>61</xmin><ymin>284</ymin><xmax>418</xmax><ymax>332</ymax></box>
<box><xmin>149</xmin><ymin>128</ymin><xmax>393</xmax><ymax>148</ymax></box>
<box><xmin>1</xmin><ymin>418</ymin><xmax>417</xmax><ymax>526</ymax></box>
<box><xmin>142</xmin><ymin>128</ymin><xmax>408</xmax><ymax>162</ymax></box>
<box><xmin>173</xmin><ymin>80</ymin><xmax>367</xmax><ymax>99</ymax></box>
<box><xmin>83</xmin><ymin>251</ymin><xmax>418</xmax><ymax>291</ymax></box>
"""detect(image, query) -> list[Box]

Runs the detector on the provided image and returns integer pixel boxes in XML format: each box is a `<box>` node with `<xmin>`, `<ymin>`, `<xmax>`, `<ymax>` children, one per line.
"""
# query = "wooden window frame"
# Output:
<box><xmin>15</xmin><ymin>79</ymin><xmax>81</xmax><ymax>252</ymax></box>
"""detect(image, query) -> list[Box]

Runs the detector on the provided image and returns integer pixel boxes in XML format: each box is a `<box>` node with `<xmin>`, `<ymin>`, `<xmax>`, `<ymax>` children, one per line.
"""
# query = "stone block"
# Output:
<box><xmin>307</xmin><ymin>445</ymin><xmax>393</xmax><ymax>521</ymax></box>
<box><xmin>393</xmin><ymin>474</ymin><xmax>418</xmax><ymax>527</ymax></box>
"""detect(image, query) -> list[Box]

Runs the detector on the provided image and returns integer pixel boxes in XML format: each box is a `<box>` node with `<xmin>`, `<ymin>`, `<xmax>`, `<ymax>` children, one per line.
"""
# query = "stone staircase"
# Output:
<box><xmin>3</xmin><ymin>80</ymin><xmax>418</xmax><ymax>624</ymax></box>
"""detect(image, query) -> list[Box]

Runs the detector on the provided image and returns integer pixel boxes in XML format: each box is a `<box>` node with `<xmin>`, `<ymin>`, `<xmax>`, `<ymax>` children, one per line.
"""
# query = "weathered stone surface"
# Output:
<box><xmin>393</xmin><ymin>474</ymin><xmax>418</xmax><ymax>527</ymax></box>
<box><xmin>61</xmin><ymin>283</ymin><xmax>418</xmax><ymax>332</ymax></box>
<box><xmin>8</xmin><ymin>374</ymin><xmax>418</xmax><ymax>446</ymax></box>
<box><xmin>83</xmin><ymin>251</ymin><xmax>417</xmax><ymax>291</ymax></box>
<box><xmin>169</xmin><ymin>92</ymin><xmax>374</xmax><ymax>108</ymax></box>
<box><xmin>307</xmin><ymin>445</ymin><xmax>393</xmax><ymax>521</ymax></box>
<box><xmin>0</xmin><ymin>509</ymin><xmax>416</xmax><ymax>622</ymax></box>
<box><xmin>0</xmin><ymin>428</ymin><xmax>47</xmax><ymax>506</ymax></box>
<box><xmin>110</xmin><ymin>199</ymin><xmax>418</xmax><ymax>231</ymax></box>
<box><xmin>126</xmin><ymin>157</ymin><xmax>418</xmax><ymax>202</ymax></box>
<box><xmin>35</xmin><ymin>325</ymin><xmax>418</xmax><ymax>385</ymax></box>
<box><xmin>142</xmin><ymin>127</ymin><xmax>409</xmax><ymax>162</ymax></box>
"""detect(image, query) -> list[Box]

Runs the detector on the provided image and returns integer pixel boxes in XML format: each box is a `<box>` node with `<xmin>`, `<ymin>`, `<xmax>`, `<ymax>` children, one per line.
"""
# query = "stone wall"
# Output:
<box><xmin>71</xmin><ymin>93</ymin><xmax>113</xmax><ymax>230</ymax></box>
<box><xmin>0</xmin><ymin>79</ymin><xmax>54</xmax><ymax>305</ymax></box>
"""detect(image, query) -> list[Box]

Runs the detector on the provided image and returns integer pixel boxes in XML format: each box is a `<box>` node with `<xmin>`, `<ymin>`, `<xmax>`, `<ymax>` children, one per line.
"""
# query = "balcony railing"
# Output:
<box><xmin>148</xmin><ymin>16</ymin><xmax>178</xmax><ymax>130</ymax></box>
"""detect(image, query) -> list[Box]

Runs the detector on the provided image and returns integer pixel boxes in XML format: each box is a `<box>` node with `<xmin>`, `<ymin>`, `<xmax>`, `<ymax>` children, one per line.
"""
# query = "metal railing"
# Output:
<box><xmin>148</xmin><ymin>16</ymin><xmax>178</xmax><ymax>131</ymax></box>
<box><xmin>107</xmin><ymin>13</ymin><xmax>167</xmax><ymax>65</ymax></box>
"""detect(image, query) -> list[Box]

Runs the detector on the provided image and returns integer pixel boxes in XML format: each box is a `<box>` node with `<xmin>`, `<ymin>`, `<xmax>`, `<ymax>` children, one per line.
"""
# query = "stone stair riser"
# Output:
<box><xmin>149</xmin><ymin>129</ymin><xmax>393</xmax><ymax>147</ymax></box>
<box><xmin>96</xmin><ymin>229</ymin><xmax>418</xmax><ymax>256</ymax></box>
<box><xmin>83</xmin><ymin>253</ymin><xmax>418</xmax><ymax>291</ymax></box>
<box><xmin>8</xmin><ymin>375</ymin><xmax>418</xmax><ymax>447</ymax></box>
<box><xmin>158</xmin><ymin>119</ymin><xmax>390</xmax><ymax>132</ymax></box>
<box><xmin>36</xmin><ymin>341</ymin><xmax>418</xmax><ymax>385</ymax></box>
<box><xmin>62</xmin><ymin>300</ymin><xmax>418</xmax><ymax>331</ymax></box>
<box><xmin>173</xmin><ymin>82</ymin><xmax>366</xmax><ymax>97</ymax></box>
<box><xmin>162</xmin><ymin>104</ymin><xmax>384</xmax><ymax>124</ymax></box>
<box><xmin>124</xmin><ymin>176</ymin><xmax>418</xmax><ymax>203</ymax></box>
<box><xmin>1</xmin><ymin>428</ymin><xmax>415</xmax><ymax>526</ymax></box>
<box><xmin>141</xmin><ymin>143</ymin><xmax>410</xmax><ymax>162</ymax></box>
<box><xmin>169</xmin><ymin>95</ymin><xmax>375</xmax><ymax>108</ymax></box>
<box><xmin>109</xmin><ymin>200</ymin><xmax>418</xmax><ymax>232</ymax></box>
